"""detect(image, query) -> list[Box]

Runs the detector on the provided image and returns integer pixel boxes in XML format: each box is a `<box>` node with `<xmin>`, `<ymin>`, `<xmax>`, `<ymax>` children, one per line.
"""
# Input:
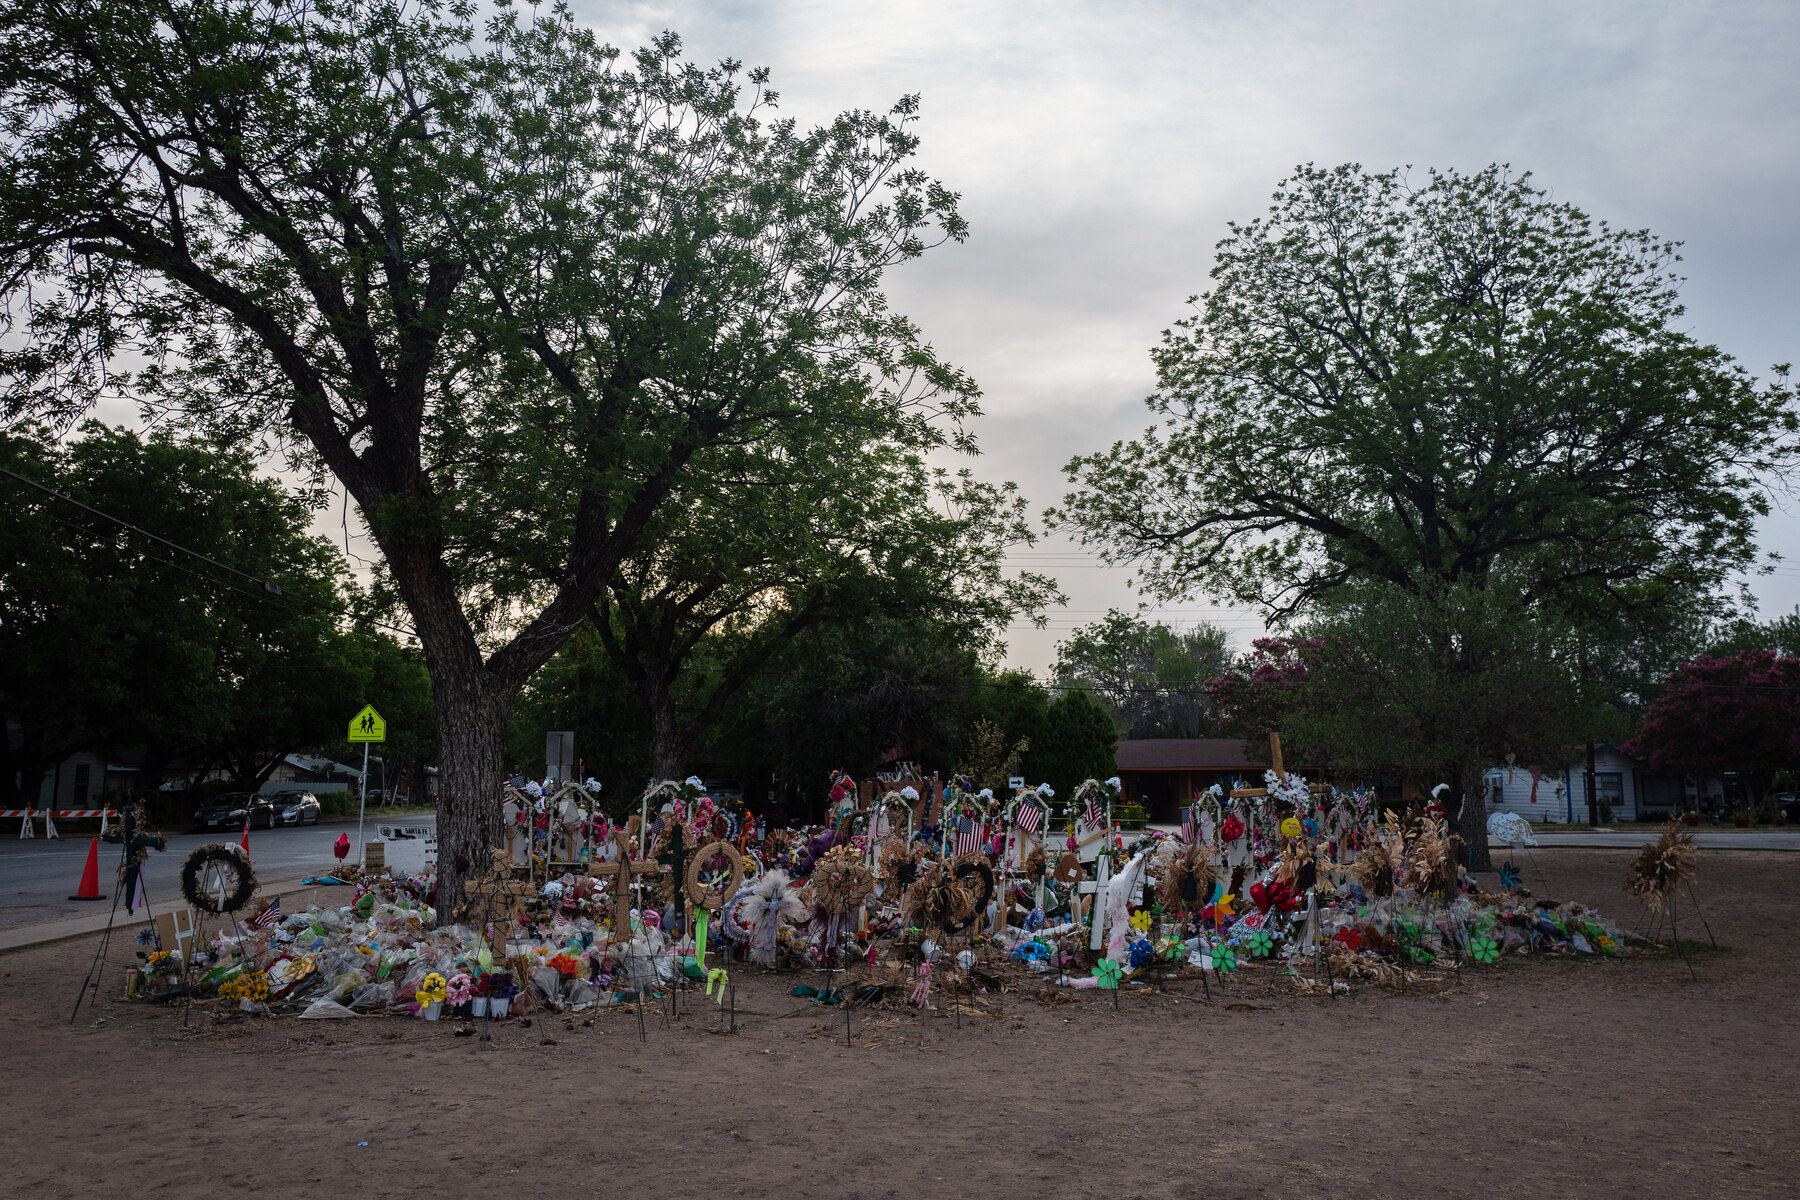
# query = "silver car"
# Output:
<box><xmin>269</xmin><ymin>791</ymin><xmax>322</xmax><ymax>826</ymax></box>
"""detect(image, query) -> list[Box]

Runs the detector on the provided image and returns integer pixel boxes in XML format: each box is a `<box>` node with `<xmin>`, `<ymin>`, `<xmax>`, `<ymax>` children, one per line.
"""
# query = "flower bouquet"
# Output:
<box><xmin>469</xmin><ymin>973</ymin><xmax>490</xmax><ymax>1017</ymax></box>
<box><xmin>446</xmin><ymin>972</ymin><xmax>475</xmax><ymax>1017</ymax></box>
<box><xmin>487</xmin><ymin>971</ymin><xmax>517</xmax><ymax>1017</ymax></box>
<box><xmin>416</xmin><ymin>972</ymin><xmax>448</xmax><ymax>1019</ymax></box>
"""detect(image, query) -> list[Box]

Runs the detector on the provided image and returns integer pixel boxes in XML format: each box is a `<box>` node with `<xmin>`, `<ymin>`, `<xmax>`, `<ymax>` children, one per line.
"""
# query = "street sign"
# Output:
<box><xmin>348</xmin><ymin>704</ymin><xmax>386</xmax><ymax>743</ymax></box>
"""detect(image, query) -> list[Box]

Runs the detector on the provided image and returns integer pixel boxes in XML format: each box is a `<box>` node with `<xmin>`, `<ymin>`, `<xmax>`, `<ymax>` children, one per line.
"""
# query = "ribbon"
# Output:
<box><xmin>693</xmin><ymin>909</ymin><xmax>710</xmax><ymax>967</ymax></box>
<box><xmin>909</xmin><ymin>962</ymin><xmax>932</xmax><ymax>1008</ymax></box>
<box><xmin>705</xmin><ymin>966</ymin><xmax>729</xmax><ymax>1002</ymax></box>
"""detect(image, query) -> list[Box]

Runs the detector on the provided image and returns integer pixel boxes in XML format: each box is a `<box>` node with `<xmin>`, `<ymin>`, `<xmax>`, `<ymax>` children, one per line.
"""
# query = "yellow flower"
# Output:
<box><xmin>1129</xmin><ymin>910</ymin><xmax>1152</xmax><ymax>934</ymax></box>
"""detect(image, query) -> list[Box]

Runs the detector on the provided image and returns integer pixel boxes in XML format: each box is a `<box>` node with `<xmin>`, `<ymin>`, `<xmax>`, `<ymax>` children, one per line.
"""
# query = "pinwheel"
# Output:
<box><xmin>1209</xmin><ymin>944</ymin><xmax>1237</xmax><ymax>972</ymax></box>
<box><xmin>1244</xmin><ymin>929</ymin><xmax>1276</xmax><ymax>958</ymax></box>
<box><xmin>1470</xmin><ymin>936</ymin><xmax>1500</xmax><ymax>964</ymax></box>
<box><xmin>1498</xmin><ymin>860</ymin><xmax>1522</xmax><ymax>890</ymax></box>
<box><xmin>1129</xmin><ymin>909</ymin><xmax>1153</xmax><ymax>934</ymax></box>
<box><xmin>1091</xmin><ymin>958</ymin><xmax>1123</xmax><ymax>989</ymax></box>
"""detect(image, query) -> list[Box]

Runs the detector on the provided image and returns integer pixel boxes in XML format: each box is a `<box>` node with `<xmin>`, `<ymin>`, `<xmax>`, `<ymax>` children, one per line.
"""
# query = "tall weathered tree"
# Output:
<box><xmin>1</xmin><ymin>1</ymin><xmax>977</xmax><ymax>915</ymax></box>
<box><xmin>1054</xmin><ymin>163</ymin><xmax>1798</xmax><ymax>862</ymax></box>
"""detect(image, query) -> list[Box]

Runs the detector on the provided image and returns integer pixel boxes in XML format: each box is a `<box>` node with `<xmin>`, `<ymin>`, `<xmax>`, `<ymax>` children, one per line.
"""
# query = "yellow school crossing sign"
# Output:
<box><xmin>348</xmin><ymin>704</ymin><xmax>386</xmax><ymax>743</ymax></box>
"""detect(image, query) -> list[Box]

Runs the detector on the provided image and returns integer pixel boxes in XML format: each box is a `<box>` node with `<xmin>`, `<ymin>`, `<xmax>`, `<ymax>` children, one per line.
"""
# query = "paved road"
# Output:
<box><xmin>1530</xmin><ymin>828</ymin><xmax>1800</xmax><ymax>850</ymax></box>
<box><xmin>0</xmin><ymin>814</ymin><xmax>435</xmax><ymax>930</ymax></box>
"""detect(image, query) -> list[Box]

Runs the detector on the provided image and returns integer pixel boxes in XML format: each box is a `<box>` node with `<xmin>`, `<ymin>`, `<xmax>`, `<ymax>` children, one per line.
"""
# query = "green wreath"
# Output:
<box><xmin>180</xmin><ymin>844</ymin><xmax>258</xmax><ymax>914</ymax></box>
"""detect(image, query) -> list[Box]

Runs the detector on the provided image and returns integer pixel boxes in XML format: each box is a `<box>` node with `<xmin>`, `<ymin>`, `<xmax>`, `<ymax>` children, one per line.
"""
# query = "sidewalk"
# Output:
<box><xmin>0</xmin><ymin>875</ymin><xmax>332</xmax><ymax>954</ymax></box>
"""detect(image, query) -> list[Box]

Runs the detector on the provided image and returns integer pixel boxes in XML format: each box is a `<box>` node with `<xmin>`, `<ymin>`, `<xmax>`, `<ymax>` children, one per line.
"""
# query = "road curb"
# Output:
<box><xmin>0</xmin><ymin>875</ymin><xmax>330</xmax><ymax>954</ymax></box>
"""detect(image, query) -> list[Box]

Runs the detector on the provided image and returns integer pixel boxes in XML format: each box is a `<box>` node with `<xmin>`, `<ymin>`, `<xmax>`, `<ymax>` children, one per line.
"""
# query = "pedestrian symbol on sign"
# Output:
<box><xmin>347</xmin><ymin>704</ymin><xmax>386</xmax><ymax>743</ymax></box>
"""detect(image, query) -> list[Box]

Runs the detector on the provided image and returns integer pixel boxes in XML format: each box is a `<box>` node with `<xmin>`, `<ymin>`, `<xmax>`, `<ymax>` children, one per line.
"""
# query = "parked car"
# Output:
<box><xmin>269</xmin><ymin>791</ymin><xmax>322</xmax><ymax>826</ymax></box>
<box><xmin>192</xmin><ymin>792</ymin><xmax>275</xmax><ymax>831</ymax></box>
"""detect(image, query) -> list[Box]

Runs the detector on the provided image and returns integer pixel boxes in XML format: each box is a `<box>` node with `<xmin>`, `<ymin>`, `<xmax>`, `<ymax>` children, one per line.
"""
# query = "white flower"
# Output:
<box><xmin>1036</xmin><ymin>783</ymin><xmax>1055</xmax><ymax>798</ymax></box>
<box><xmin>978</xmin><ymin>788</ymin><xmax>995</xmax><ymax>801</ymax></box>
<box><xmin>1104</xmin><ymin>777</ymin><xmax>1122</xmax><ymax>791</ymax></box>
<box><xmin>684</xmin><ymin>776</ymin><xmax>705</xmax><ymax>791</ymax></box>
<box><xmin>900</xmin><ymin>785</ymin><xmax>920</xmax><ymax>801</ymax></box>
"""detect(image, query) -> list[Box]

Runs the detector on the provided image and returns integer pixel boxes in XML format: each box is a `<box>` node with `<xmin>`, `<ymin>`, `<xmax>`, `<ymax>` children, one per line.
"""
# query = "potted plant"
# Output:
<box><xmin>446</xmin><ymin>972</ymin><xmax>474</xmax><ymax>1017</ymax></box>
<box><xmin>416</xmin><ymin>972</ymin><xmax>447</xmax><ymax>1020</ymax></box>
<box><xmin>1731</xmin><ymin>809</ymin><xmax>1751</xmax><ymax>829</ymax></box>
<box><xmin>469</xmin><ymin>974</ymin><xmax>490</xmax><ymax>1017</ymax></box>
<box><xmin>487</xmin><ymin>971</ymin><xmax>517</xmax><ymax>1017</ymax></box>
<box><xmin>1683</xmin><ymin>811</ymin><xmax>1699</xmax><ymax>827</ymax></box>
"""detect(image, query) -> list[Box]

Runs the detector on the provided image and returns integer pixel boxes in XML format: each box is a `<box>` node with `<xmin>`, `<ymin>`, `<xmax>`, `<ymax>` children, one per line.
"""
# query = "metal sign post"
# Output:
<box><xmin>348</xmin><ymin>704</ymin><xmax>387</xmax><ymax>866</ymax></box>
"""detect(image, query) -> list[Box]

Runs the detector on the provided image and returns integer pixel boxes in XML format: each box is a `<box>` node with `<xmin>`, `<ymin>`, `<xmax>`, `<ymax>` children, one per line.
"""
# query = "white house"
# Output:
<box><xmin>1484</xmin><ymin>745</ymin><xmax>1724</xmax><ymax>823</ymax></box>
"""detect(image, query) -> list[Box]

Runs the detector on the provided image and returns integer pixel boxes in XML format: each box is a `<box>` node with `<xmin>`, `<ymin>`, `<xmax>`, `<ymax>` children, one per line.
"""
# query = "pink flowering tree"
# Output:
<box><xmin>1625</xmin><ymin>651</ymin><xmax>1800</xmax><ymax>810</ymax></box>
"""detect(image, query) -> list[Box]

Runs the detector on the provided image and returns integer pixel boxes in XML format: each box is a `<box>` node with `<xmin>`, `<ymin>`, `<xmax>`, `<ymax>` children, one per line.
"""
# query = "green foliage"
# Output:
<box><xmin>1708</xmin><ymin>608</ymin><xmax>1800</xmax><ymax>658</ymax></box>
<box><xmin>594</xmin><ymin>455</ymin><xmax>1053</xmax><ymax>775</ymax></box>
<box><xmin>0</xmin><ymin>421</ymin><xmax>423</xmax><ymax>801</ymax></box>
<box><xmin>958</xmin><ymin>717</ymin><xmax>1029</xmax><ymax>794</ymax></box>
<box><xmin>1053</xmin><ymin>163</ymin><xmax>1798</xmax><ymax>619</ymax></box>
<box><xmin>1052</xmin><ymin>610</ymin><xmax>1230</xmax><ymax>737</ymax></box>
<box><xmin>1034</xmin><ymin>690</ymin><xmax>1119</xmax><ymax>801</ymax></box>
<box><xmin>1213</xmin><ymin>581</ymin><xmax>1592</xmax><ymax>799</ymax></box>
<box><xmin>1052</xmin><ymin>162</ymin><xmax>1799</xmax><ymax>860</ymax></box>
<box><xmin>0</xmin><ymin>0</ymin><xmax>987</xmax><ymax>913</ymax></box>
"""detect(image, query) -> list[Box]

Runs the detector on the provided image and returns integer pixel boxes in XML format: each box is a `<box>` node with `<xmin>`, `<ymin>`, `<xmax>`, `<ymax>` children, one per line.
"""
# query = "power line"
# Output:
<box><xmin>2</xmin><ymin>465</ymin><xmax>416</xmax><ymax>641</ymax></box>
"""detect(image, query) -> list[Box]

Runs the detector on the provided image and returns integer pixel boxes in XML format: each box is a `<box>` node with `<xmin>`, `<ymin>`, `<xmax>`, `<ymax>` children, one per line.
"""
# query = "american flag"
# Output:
<box><xmin>1083</xmin><ymin>796</ymin><xmax>1105</xmax><ymax>832</ymax></box>
<box><xmin>246</xmin><ymin>897</ymin><xmax>281</xmax><ymax>930</ymax></box>
<box><xmin>1181</xmin><ymin>805</ymin><xmax>1197</xmax><ymax>844</ymax></box>
<box><xmin>1015</xmin><ymin>804</ymin><xmax>1041</xmax><ymax>834</ymax></box>
<box><xmin>956</xmin><ymin>815</ymin><xmax>982</xmax><ymax>857</ymax></box>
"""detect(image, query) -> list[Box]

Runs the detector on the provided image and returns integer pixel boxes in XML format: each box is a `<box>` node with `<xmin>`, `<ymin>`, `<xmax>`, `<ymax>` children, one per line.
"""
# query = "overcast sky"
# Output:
<box><xmin>549</xmin><ymin>0</ymin><xmax>1800</xmax><ymax>673</ymax></box>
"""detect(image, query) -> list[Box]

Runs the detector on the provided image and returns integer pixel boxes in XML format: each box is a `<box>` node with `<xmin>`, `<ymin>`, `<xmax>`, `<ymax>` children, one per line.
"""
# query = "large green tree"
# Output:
<box><xmin>593</xmin><ymin>460</ymin><xmax>1049</xmax><ymax>779</ymax></box>
<box><xmin>0</xmin><ymin>1</ymin><xmax>977</xmax><ymax>915</ymax></box>
<box><xmin>0</xmin><ymin>421</ymin><xmax>402</xmax><ymax>801</ymax></box>
<box><xmin>1052</xmin><ymin>610</ymin><xmax>1231</xmax><ymax>738</ymax></box>
<box><xmin>1055</xmin><ymin>163</ymin><xmax>1797</xmax><ymax>861</ymax></box>
<box><xmin>1210</xmin><ymin>581</ymin><xmax>1591</xmax><ymax>839</ymax></box>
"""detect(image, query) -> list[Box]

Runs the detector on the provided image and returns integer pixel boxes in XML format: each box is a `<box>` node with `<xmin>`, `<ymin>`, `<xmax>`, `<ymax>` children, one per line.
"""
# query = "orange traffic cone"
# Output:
<box><xmin>68</xmin><ymin>836</ymin><xmax>104</xmax><ymax>901</ymax></box>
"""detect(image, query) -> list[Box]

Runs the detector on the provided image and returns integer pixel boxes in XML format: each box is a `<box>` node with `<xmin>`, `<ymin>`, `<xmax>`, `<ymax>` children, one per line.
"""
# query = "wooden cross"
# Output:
<box><xmin>1228</xmin><ymin>732</ymin><xmax>1323</xmax><ymax>799</ymax></box>
<box><xmin>655</xmin><ymin>823</ymin><xmax>694</xmax><ymax>915</ymax></box>
<box><xmin>599</xmin><ymin>830</ymin><xmax>660</xmax><ymax>936</ymax></box>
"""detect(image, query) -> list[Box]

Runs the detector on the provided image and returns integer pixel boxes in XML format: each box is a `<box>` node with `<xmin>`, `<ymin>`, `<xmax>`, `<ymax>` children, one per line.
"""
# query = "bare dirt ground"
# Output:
<box><xmin>3</xmin><ymin>848</ymin><xmax>1794</xmax><ymax>1200</ymax></box>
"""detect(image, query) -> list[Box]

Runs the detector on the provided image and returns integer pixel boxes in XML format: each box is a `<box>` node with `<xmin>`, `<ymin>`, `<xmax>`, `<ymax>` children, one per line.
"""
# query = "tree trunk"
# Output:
<box><xmin>429</xmin><ymin>666</ymin><xmax>512</xmax><ymax>925</ymax></box>
<box><xmin>1457</xmin><ymin>763</ymin><xmax>1491</xmax><ymax>871</ymax></box>
<box><xmin>643</xmin><ymin>671</ymin><xmax>687</xmax><ymax>782</ymax></box>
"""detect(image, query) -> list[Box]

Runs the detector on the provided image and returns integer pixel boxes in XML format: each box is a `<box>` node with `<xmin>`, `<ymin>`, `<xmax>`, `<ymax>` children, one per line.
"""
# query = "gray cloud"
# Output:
<box><xmin>573</xmin><ymin>1</ymin><xmax>1800</xmax><ymax>670</ymax></box>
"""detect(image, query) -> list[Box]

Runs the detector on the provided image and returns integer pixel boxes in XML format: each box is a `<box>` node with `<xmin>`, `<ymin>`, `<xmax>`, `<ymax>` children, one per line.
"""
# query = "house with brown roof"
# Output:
<box><xmin>1114</xmin><ymin>738</ymin><xmax>1297</xmax><ymax>823</ymax></box>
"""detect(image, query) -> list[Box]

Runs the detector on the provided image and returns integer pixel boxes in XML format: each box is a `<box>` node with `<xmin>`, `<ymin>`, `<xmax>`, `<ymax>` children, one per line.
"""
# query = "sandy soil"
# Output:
<box><xmin>3</xmin><ymin>848</ymin><xmax>1795</xmax><ymax>1200</ymax></box>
